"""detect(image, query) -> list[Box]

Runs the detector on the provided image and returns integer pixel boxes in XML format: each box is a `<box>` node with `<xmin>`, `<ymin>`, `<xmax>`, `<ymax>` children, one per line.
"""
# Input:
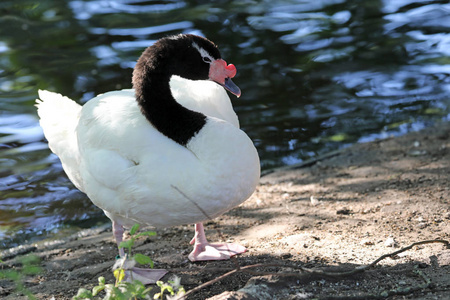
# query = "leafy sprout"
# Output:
<box><xmin>0</xmin><ymin>255</ymin><xmax>42</xmax><ymax>300</ymax></box>
<box><xmin>73</xmin><ymin>223</ymin><xmax>185</xmax><ymax>300</ymax></box>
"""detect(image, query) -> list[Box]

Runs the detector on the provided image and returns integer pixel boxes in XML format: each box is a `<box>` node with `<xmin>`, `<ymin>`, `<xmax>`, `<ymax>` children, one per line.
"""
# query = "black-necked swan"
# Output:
<box><xmin>36</xmin><ymin>34</ymin><xmax>260</xmax><ymax>284</ymax></box>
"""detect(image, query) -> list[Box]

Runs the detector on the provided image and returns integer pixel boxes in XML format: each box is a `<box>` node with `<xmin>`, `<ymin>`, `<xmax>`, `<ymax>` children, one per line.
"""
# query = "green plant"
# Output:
<box><xmin>73</xmin><ymin>276</ymin><xmax>153</xmax><ymax>300</ymax></box>
<box><xmin>73</xmin><ymin>224</ymin><xmax>185</xmax><ymax>300</ymax></box>
<box><xmin>118</xmin><ymin>224</ymin><xmax>156</xmax><ymax>268</ymax></box>
<box><xmin>0</xmin><ymin>255</ymin><xmax>42</xmax><ymax>300</ymax></box>
<box><xmin>154</xmin><ymin>277</ymin><xmax>185</xmax><ymax>300</ymax></box>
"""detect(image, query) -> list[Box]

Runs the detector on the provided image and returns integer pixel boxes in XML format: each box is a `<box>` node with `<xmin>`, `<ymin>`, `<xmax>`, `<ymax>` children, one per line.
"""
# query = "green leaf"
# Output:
<box><xmin>177</xmin><ymin>286</ymin><xmax>186</xmax><ymax>295</ymax></box>
<box><xmin>92</xmin><ymin>285</ymin><xmax>105</xmax><ymax>296</ymax></box>
<box><xmin>22</xmin><ymin>265</ymin><xmax>42</xmax><ymax>275</ymax></box>
<box><xmin>109</xmin><ymin>285</ymin><xmax>127</xmax><ymax>299</ymax></box>
<box><xmin>166</xmin><ymin>285</ymin><xmax>174</xmax><ymax>295</ymax></box>
<box><xmin>3</xmin><ymin>270</ymin><xmax>20</xmax><ymax>281</ymax></box>
<box><xmin>74</xmin><ymin>288</ymin><xmax>93</xmax><ymax>299</ymax></box>
<box><xmin>119</xmin><ymin>240</ymin><xmax>134</xmax><ymax>250</ymax></box>
<box><xmin>136</xmin><ymin>231</ymin><xmax>157</xmax><ymax>238</ymax></box>
<box><xmin>22</xmin><ymin>288</ymin><xmax>37</xmax><ymax>300</ymax></box>
<box><xmin>328</xmin><ymin>133</ymin><xmax>349</xmax><ymax>142</ymax></box>
<box><xmin>19</xmin><ymin>255</ymin><xmax>40</xmax><ymax>266</ymax></box>
<box><xmin>130</xmin><ymin>224</ymin><xmax>140</xmax><ymax>236</ymax></box>
<box><xmin>133</xmin><ymin>253</ymin><xmax>153</xmax><ymax>267</ymax></box>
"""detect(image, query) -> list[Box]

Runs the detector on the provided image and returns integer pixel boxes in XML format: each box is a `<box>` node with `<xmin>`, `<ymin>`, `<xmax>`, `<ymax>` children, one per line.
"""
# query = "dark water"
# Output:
<box><xmin>1</xmin><ymin>0</ymin><xmax>449</xmax><ymax>250</ymax></box>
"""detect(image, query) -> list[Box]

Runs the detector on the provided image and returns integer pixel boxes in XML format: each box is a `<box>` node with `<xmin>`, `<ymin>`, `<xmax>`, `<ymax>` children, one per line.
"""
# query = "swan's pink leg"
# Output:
<box><xmin>188</xmin><ymin>223</ymin><xmax>246</xmax><ymax>261</ymax></box>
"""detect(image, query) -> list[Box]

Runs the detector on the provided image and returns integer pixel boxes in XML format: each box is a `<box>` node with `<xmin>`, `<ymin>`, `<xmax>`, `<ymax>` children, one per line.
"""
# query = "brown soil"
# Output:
<box><xmin>1</xmin><ymin>122</ymin><xmax>449</xmax><ymax>300</ymax></box>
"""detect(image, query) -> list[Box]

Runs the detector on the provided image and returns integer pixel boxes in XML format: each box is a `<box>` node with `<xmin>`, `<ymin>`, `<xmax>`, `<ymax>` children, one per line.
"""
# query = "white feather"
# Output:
<box><xmin>36</xmin><ymin>90</ymin><xmax>84</xmax><ymax>190</ymax></box>
<box><xmin>36</xmin><ymin>78</ymin><xmax>259</xmax><ymax>229</ymax></box>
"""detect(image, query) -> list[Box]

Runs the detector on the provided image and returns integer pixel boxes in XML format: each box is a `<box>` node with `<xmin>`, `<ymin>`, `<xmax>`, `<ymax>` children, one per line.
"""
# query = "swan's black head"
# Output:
<box><xmin>164</xmin><ymin>34</ymin><xmax>221</xmax><ymax>80</ymax></box>
<box><xmin>133</xmin><ymin>34</ymin><xmax>241</xmax><ymax>97</ymax></box>
<box><xmin>132</xmin><ymin>34</ymin><xmax>241</xmax><ymax>146</ymax></box>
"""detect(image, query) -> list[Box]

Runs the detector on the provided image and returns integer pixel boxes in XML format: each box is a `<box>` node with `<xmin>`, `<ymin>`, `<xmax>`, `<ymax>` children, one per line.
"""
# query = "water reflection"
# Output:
<box><xmin>1</xmin><ymin>0</ymin><xmax>449</xmax><ymax>249</ymax></box>
<box><xmin>69</xmin><ymin>0</ymin><xmax>187</xmax><ymax>19</ymax></box>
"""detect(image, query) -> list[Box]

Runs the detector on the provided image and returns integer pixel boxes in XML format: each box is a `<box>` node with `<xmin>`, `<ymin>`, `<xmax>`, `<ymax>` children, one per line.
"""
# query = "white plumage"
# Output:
<box><xmin>36</xmin><ymin>34</ymin><xmax>260</xmax><ymax>283</ymax></box>
<box><xmin>37</xmin><ymin>77</ymin><xmax>259</xmax><ymax>229</ymax></box>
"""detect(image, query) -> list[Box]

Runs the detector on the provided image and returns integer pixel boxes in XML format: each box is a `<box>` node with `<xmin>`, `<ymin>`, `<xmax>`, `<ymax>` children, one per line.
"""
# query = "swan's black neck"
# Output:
<box><xmin>132</xmin><ymin>35</ymin><xmax>217</xmax><ymax>146</ymax></box>
<box><xmin>135</xmin><ymin>74</ymin><xmax>207</xmax><ymax>146</ymax></box>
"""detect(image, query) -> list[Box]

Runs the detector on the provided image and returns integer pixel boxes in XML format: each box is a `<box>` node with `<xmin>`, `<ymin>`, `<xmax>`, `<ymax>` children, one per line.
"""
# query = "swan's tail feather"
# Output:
<box><xmin>36</xmin><ymin>90</ymin><xmax>81</xmax><ymax>154</ymax></box>
<box><xmin>36</xmin><ymin>90</ymin><xmax>84</xmax><ymax>190</ymax></box>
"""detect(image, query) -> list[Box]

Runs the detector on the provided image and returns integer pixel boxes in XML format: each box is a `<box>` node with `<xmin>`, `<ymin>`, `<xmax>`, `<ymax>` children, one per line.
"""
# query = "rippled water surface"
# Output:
<box><xmin>1</xmin><ymin>0</ymin><xmax>449</xmax><ymax>249</ymax></box>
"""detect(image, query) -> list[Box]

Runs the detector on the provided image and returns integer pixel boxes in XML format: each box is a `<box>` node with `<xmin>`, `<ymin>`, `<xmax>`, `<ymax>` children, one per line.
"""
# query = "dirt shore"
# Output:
<box><xmin>1</xmin><ymin>122</ymin><xmax>449</xmax><ymax>299</ymax></box>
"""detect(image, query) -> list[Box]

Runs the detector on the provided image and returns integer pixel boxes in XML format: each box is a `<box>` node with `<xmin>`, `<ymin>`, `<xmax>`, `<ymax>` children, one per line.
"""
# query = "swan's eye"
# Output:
<box><xmin>202</xmin><ymin>56</ymin><xmax>212</xmax><ymax>63</ymax></box>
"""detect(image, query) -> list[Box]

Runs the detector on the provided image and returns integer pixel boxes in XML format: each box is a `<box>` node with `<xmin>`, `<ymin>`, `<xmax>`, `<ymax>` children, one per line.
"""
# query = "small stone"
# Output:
<box><xmin>408</xmin><ymin>150</ymin><xmax>427</xmax><ymax>156</ymax></box>
<box><xmin>310</xmin><ymin>196</ymin><xmax>320</xmax><ymax>206</ymax></box>
<box><xmin>417</xmin><ymin>262</ymin><xmax>428</xmax><ymax>269</ymax></box>
<box><xmin>417</xmin><ymin>223</ymin><xmax>427</xmax><ymax>229</ymax></box>
<box><xmin>336</xmin><ymin>208</ymin><xmax>352</xmax><ymax>215</ymax></box>
<box><xmin>384</xmin><ymin>237</ymin><xmax>398</xmax><ymax>247</ymax></box>
<box><xmin>361</xmin><ymin>239</ymin><xmax>374</xmax><ymax>246</ymax></box>
<box><xmin>280</xmin><ymin>253</ymin><xmax>292</xmax><ymax>259</ymax></box>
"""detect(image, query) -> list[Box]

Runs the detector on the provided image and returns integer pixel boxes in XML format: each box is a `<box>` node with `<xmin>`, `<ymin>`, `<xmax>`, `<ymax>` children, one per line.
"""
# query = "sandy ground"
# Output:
<box><xmin>1</xmin><ymin>122</ymin><xmax>449</xmax><ymax>299</ymax></box>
